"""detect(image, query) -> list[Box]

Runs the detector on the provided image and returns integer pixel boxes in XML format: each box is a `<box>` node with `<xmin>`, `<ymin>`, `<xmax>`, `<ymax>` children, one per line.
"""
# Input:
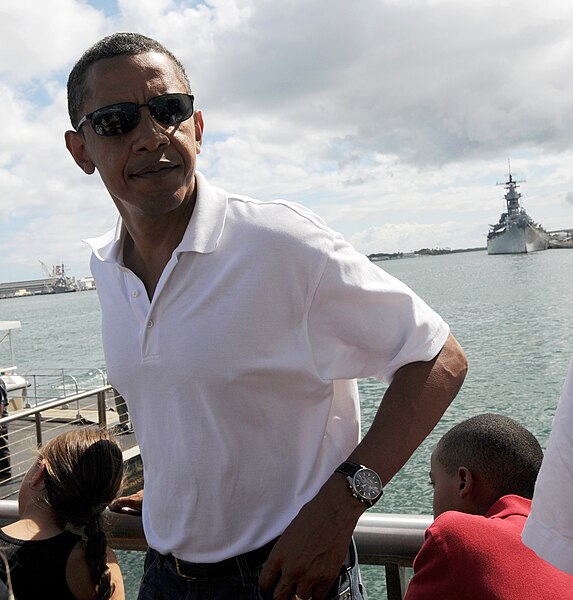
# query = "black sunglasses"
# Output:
<box><xmin>76</xmin><ymin>93</ymin><xmax>195</xmax><ymax>137</ymax></box>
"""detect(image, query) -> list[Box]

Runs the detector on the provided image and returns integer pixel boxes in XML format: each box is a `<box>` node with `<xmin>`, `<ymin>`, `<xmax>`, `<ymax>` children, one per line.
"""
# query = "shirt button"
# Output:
<box><xmin>147</xmin><ymin>320</ymin><xmax>154</xmax><ymax>328</ymax></box>
<box><xmin>132</xmin><ymin>290</ymin><xmax>140</xmax><ymax>298</ymax></box>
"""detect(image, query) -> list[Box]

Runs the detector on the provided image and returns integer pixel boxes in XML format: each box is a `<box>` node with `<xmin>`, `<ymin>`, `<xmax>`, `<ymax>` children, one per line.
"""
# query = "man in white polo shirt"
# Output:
<box><xmin>65</xmin><ymin>32</ymin><xmax>467</xmax><ymax>600</ymax></box>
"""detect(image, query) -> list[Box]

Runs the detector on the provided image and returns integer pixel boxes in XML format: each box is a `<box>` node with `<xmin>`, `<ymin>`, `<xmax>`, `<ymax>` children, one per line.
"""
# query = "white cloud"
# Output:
<box><xmin>1</xmin><ymin>0</ymin><xmax>573</xmax><ymax>281</ymax></box>
<box><xmin>0</xmin><ymin>1</ymin><xmax>108</xmax><ymax>82</ymax></box>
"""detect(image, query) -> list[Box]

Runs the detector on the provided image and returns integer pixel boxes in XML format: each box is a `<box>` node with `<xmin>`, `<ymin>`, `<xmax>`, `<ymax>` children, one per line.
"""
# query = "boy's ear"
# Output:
<box><xmin>64</xmin><ymin>130</ymin><xmax>95</xmax><ymax>175</ymax></box>
<box><xmin>457</xmin><ymin>466</ymin><xmax>474</xmax><ymax>498</ymax></box>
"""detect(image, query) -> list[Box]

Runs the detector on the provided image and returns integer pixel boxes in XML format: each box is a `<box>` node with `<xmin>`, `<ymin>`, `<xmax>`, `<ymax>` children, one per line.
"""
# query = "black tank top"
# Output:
<box><xmin>0</xmin><ymin>529</ymin><xmax>81</xmax><ymax>599</ymax></box>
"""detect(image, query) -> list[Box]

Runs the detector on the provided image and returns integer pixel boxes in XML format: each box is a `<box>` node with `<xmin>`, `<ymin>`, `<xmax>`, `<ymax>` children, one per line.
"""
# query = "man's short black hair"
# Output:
<box><xmin>67</xmin><ymin>32</ymin><xmax>191</xmax><ymax>129</ymax></box>
<box><xmin>435</xmin><ymin>413</ymin><xmax>543</xmax><ymax>499</ymax></box>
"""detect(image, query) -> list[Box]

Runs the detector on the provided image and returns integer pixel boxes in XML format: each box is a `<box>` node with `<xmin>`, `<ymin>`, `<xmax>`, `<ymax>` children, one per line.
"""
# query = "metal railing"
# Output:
<box><xmin>0</xmin><ymin>501</ymin><xmax>428</xmax><ymax>599</ymax></box>
<box><xmin>19</xmin><ymin>368</ymin><xmax>108</xmax><ymax>408</ymax></box>
<box><xmin>0</xmin><ymin>381</ymin><xmax>132</xmax><ymax>498</ymax></box>
<box><xmin>0</xmin><ymin>378</ymin><xmax>430</xmax><ymax>598</ymax></box>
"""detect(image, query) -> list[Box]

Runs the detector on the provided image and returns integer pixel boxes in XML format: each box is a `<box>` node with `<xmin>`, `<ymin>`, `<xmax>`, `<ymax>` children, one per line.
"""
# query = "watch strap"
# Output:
<box><xmin>334</xmin><ymin>461</ymin><xmax>363</xmax><ymax>478</ymax></box>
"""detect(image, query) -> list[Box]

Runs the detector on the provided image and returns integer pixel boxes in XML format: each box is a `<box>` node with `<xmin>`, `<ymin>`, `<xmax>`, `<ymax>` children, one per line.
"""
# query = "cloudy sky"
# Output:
<box><xmin>2</xmin><ymin>0</ymin><xmax>573</xmax><ymax>281</ymax></box>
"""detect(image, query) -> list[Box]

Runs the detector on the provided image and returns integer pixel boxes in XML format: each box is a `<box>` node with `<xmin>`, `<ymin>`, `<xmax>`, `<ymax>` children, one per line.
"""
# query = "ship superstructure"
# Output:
<box><xmin>487</xmin><ymin>165</ymin><xmax>548</xmax><ymax>255</ymax></box>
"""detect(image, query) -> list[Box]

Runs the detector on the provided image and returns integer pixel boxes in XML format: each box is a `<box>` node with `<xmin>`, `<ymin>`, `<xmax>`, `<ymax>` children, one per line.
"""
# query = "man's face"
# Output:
<box><xmin>429</xmin><ymin>449</ymin><xmax>464</xmax><ymax>517</ymax></box>
<box><xmin>66</xmin><ymin>51</ymin><xmax>203</xmax><ymax>220</ymax></box>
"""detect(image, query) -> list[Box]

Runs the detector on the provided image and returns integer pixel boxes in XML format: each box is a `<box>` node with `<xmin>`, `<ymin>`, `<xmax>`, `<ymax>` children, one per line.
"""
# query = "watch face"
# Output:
<box><xmin>354</xmin><ymin>468</ymin><xmax>382</xmax><ymax>500</ymax></box>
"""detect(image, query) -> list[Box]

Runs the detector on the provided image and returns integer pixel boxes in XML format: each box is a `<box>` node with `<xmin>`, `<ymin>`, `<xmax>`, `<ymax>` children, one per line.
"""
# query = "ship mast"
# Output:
<box><xmin>497</xmin><ymin>158</ymin><xmax>525</xmax><ymax>219</ymax></box>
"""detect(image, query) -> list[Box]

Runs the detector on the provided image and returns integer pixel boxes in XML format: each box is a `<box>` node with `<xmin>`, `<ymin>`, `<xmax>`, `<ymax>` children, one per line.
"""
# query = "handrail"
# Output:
<box><xmin>355</xmin><ymin>512</ymin><xmax>431</xmax><ymax>564</ymax></box>
<box><xmin>0</xmin><ymin>385</ymin><xmax>120</xmax><ymax>489</ymax></box>
<box><xmin>0</xmin><ymin>502</ymin><xmax>428</xmax><ymax>598</ymax></box>
<box><xmin>89</xmin><ymin>368</ymin><xmax>107</xmax><ymax>387</ymax></box>
<box><xmin>0</xmin><ymin>383</ymin><xmax>430</xmax><ymax>598</ymax></box>
<box><xmin>19</xmin><ymin>368</ymin><xmax>109</xmax><ymax>407</ymax></box>
<box><xmin>0</xmin><ymin>386</ymin><xmax>111</xmax><ymax>426</ymax></box>
<box><xmin>61</xmin><ymin>373</ymin><xmax>79</xmax><ymax>398</ymax></box>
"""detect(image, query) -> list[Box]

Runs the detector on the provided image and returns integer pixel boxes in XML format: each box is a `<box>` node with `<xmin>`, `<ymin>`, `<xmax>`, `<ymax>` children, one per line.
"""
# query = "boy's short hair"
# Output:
<box><xmin>435</xmin><ymin>413</ymin><xmax>543</xmax><ymax>499</ymax></box>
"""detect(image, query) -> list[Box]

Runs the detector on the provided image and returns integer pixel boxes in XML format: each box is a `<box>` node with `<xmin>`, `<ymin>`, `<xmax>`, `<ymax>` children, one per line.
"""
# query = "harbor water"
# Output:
<box><xmin>1</xmin><ymin>249</ymin><xmax>572</xmax><ymax>598</ymax></box>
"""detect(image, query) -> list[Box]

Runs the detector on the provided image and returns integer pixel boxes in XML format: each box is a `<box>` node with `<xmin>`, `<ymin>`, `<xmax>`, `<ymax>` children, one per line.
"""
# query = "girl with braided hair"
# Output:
<box><xmin>0</xmin><ymin>427</ymin><xmax>125</xmax><ymax>599</ymax></box>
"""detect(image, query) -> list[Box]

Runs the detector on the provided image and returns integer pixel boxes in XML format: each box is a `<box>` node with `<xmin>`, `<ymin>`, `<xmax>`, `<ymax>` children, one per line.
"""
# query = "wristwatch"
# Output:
<box><xmin>335</xmin><ymin>461</ymin><xmax>383</xmax><ymax>507</ymax></box>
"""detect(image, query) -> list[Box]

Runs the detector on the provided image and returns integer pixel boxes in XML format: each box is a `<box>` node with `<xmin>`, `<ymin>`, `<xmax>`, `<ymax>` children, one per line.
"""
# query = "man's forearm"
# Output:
<box><xmin>348</xmin><ymin>333</ymin><xmax>467</xmax><ymax>485</ymax></box>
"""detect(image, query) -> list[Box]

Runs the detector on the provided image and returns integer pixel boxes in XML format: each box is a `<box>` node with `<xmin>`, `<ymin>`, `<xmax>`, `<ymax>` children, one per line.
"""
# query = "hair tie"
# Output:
<box><xmin>64</xmin><ymin>521</ymin><xmax>88</xmax><ymax>541</ymax></box>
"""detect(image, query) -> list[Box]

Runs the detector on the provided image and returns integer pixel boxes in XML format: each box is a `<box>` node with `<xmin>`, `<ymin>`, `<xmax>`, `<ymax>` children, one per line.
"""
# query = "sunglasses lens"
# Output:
<box><xmin>91</xmin><ymin>104</ymin><xmax>140</xmax><ymax>136</ymax></box>
<box><xmin>150</xmin><ymin>94</ymin><xmax>194</xmax><ymax>126</ymax></box>
<box><xmin>85</xmin><ymin>94</ymin><xmax>194</xmax><ymax>136</ymax></box>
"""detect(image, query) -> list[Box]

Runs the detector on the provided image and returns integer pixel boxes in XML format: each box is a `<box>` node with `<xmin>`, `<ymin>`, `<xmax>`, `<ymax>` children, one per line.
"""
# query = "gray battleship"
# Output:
<box><xmin>487</xmin><ymin>167</ymin><xmax>548</xmax><ymax>255</ymax></box>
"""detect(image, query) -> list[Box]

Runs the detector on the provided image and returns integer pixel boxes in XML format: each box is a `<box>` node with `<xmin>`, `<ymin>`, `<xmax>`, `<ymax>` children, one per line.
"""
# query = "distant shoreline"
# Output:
<box><xmin>368</xmin><ymin>247</ymin><xmax>486</xmax><ymax>261</ymax></box>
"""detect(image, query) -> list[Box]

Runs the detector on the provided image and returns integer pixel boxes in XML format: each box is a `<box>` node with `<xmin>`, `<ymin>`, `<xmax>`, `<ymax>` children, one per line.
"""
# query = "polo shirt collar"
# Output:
<box><xmin>177</xmin><ymin>171</ymin><xmax>227</xmax><ymax>254</ymax></box>
<box><xmin>84</xmin><ymin>170</ymin><xmax>227</xmax><ymax>263</ymax></box>
<box><xmin>485</xmin><ymin>494</ymin><xmax>531</xmax><ymax>519</ymax></box>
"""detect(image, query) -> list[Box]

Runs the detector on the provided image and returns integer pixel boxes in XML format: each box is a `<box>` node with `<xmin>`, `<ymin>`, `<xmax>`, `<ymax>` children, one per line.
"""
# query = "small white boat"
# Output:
<box><xmin>0</xmin><ymin>321</ymin><xmax>29</xmax><ymax>397</ymax></box>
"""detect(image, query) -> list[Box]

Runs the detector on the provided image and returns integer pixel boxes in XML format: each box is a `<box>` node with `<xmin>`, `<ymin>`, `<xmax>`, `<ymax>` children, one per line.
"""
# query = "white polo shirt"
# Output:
<box><xmin>523</xmin><ymin>355</ymin><xmax>573</xmax><ymax>574</ymax></box>
<box><xmin>86</xmin><ymin>171</ymin><xmax>449</xmax><ymax>562</ymax></box>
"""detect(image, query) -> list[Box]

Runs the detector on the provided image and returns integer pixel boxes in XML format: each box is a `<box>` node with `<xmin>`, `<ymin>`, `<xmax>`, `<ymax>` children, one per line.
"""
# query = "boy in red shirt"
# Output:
<box><xmin>404</xmin><ymin>413</ymin><xmax>573</xmax><ymax>600</ymax></box>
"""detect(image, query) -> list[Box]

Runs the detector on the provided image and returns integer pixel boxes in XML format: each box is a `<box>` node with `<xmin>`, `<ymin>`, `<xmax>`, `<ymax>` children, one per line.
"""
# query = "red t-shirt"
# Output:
<box><xmin>404</xmin><ymin>495</ymin><xmax>573</xmax><ymax>599</ymax></box>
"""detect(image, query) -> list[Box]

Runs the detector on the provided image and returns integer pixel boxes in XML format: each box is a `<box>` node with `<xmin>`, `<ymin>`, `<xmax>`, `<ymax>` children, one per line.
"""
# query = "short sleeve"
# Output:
<box><xmin>306</xmin><ymin>231</ymin><xmax>449</xmax><ymax>382</ymax></box>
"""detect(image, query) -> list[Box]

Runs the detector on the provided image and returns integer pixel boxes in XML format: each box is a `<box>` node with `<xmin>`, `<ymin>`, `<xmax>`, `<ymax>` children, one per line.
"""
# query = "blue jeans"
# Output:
<box><xmin>137</xmin><ymin>539</ymin><xmax>367</xmax><ymax>600</ymax></box>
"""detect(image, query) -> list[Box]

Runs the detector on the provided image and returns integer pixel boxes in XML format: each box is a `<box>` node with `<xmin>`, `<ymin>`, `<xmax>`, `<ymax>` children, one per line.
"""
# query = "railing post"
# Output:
<box><xmin>61</xmin><ymin>368</ymin><xmax>66</xmax><ymax>397</ymax></box>
<box><xmin>25</xmin><ymin>374</ymin><xmax>35</xmax><ymax>408</ymax></box>
<box><xmin>97</xmin><ymin>390</ymin><xmax>107</xmax><ymax>426</ymax></box>
<box><xmin>385</xmin><ymin>564</ymin><xmax>405</xmax><ymax>600</ymax></box>
<box><xmin>94</xmin><ymin>368</ymin><xmax>107</xmax><ymax>386</ymax></box>
<box><xmin>34</xmin><ymin>413</ymin><xmax>42</xmax><ymax>447</ymax></box>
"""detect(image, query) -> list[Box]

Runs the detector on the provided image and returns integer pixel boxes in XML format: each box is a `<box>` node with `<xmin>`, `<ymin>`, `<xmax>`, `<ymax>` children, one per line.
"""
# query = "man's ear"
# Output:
<box><xmin>457</xmin><ymin>466</ymin><xmax>474</xmax><ymax>498</ymax></box>
<box><xmin>64</xmin><ymin>130</ymin><xmax>95</xmax><ymax>175</ymax></box>
<box><xmin>193</xmin><ymin>110</ymin><xmax>204</xmax><ymax>154</ymax></box>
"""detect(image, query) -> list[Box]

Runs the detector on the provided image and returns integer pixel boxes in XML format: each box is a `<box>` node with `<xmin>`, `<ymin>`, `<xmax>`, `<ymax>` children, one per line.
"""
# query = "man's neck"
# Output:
<box><xmin>121</xmin><ymin>195</ymin><xmax>196</xmax><ymax>299</ymax></box>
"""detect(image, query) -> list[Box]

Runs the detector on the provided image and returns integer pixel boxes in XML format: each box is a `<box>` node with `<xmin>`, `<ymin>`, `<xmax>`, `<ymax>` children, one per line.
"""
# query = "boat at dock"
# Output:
<box><xmin>487</xmin><ymin>166</ymin><xmax>549</xmax><ymax>255</ymax></box>
<box><xmin>51</xmin><ymin>263</ymin><xmax>78</xmax><ymax>293</ymax></box>
<box><xmin>0</xmin><ymin>321</ymin><xmax>29</xmax><ymax>397</ymax></box>
<box><xmin>0</xmin><ymin>263</ymin><xmax>79</xmax><ymax>299</ymax></box>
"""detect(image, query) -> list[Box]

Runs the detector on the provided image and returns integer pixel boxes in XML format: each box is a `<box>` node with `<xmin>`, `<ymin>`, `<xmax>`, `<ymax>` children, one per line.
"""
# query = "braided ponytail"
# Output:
<box><xmin>40</xmin><ymin>427</ymin><xmax>124</xmax><ymax>599</ymax></box>
<box><xmin>85</xmin><ymin>515</ymin><xmax>114</xmax><ymax>600</ymax></box>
